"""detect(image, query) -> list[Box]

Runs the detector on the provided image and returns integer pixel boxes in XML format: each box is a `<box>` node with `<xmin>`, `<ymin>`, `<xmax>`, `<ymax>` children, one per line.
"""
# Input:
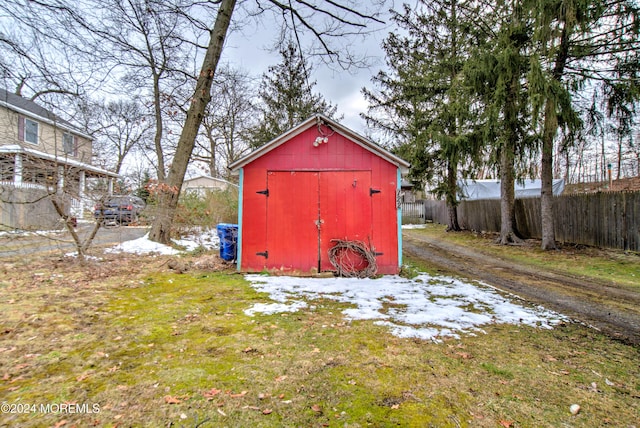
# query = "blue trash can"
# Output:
<box><xmin>216</xmin><ymin>223</ymin><xmax>238</xmax><ymax>261</ymax></box>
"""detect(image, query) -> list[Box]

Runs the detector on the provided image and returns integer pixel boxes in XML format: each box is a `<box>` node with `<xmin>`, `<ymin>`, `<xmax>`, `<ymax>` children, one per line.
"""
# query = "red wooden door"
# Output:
<box><xmin>265</xmin><ymin>170</ymin><xmax>372</xmax><ymax>272</ymax></box>
<box><xmin>266</xmin><ymin>171</ymin><xmax>319</xmax><ymax>270</ymax></box>
<box><xmin>319</xmin><ymin>171</ymin><xmax>372</xmax><ymax>272</ymax></box>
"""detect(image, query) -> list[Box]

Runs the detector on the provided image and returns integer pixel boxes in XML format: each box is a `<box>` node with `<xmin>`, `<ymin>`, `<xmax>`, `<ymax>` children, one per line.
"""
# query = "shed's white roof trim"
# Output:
<box><xmin>228</xmin><ymin>114</ymin><xmax>410</xmax><ymax>173</ymax></box>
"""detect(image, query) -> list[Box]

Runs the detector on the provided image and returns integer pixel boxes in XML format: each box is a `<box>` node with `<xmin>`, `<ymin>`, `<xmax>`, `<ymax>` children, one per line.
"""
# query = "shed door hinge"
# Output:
<box><xmin>256</xmin><ymin>189</ymin><xmax>269</xmax><ymax>196</ymax></box>
<box><xmin>370</xmin><ymin>188</ymin><xmax>381</xmax><ymax>196</ymax></box>
<box><xmin>256</xmin><ymin>251</ymin><xmax>269</xmax><ymax>259</ymax></box>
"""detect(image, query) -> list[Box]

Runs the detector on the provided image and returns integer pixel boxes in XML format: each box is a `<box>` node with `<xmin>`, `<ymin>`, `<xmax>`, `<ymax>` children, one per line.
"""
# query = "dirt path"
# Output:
<box><xmin>402</xmin><ymin>230</ymin><xmax>640</xmax><ymax>346</ymax></box>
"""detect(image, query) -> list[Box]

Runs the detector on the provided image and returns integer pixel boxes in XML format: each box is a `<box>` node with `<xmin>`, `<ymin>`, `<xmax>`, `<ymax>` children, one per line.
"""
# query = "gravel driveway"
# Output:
<box><xmin>403</xmin><ymin>229</ymin><xmax>640</xmax><ymax>346</ymax></box>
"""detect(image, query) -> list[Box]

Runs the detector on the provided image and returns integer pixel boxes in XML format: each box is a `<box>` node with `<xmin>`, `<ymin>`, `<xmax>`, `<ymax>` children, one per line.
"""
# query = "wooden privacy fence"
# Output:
<box><xmin>401</xmin><ymin>202</ymin><xmax>426</xmax><ymax>223</ymax></box>
<box><xmin>420</xmin><ymin>191</ymin><xmax>640</xmax><ymax>251</ymax></box>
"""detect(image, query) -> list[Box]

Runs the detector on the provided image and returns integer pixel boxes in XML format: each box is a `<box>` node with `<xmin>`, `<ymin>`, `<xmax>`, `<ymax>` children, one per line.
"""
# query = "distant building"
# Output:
<box><xmin>457</xmin><ymin>179</ymin><xmax>565</xmax><ymax>200</ymax></box>
<box><xmin>182</xmin><ymin>174</ymin><xmax>237</xmax><ymax>196</ymax></box>
<box><xmin>0</xmin><ymin>88</ymin><xmax>118</xmax><ymax>229</ymax></box>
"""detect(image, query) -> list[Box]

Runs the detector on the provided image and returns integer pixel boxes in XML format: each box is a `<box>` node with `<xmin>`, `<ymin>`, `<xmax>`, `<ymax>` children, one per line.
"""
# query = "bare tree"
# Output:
<box><xmin>0</xmin><ymin>153</ymin><xmax>112</xmax><ymax>261</ymax></box>
<box><xmin>0</xmin><ymin>6</ymin><xmax>88</xmax><ymax>100</ymax></box>
<box><xmin>194</xmin><ymin>65</ymin><xmax>258</xmax><ymax>178</ymax></box>
<box><xmin>4</xmin><ymin>0</ymin><xmax>220</xmax><ymax>182</ymax></box>
<box><xmin>4</xmin><ymin>0</ymin><xmax>386</xmax><ymax>245</ymax></box>
<box><xmin>148</xmin><ymin>0</ymin><xmax>236</xmax><ymax>243</ymax></box>
<box><xmin>148</xmin><ymin>0</ymin><xmax>386</xmax><ymax>244</ymax></box>
<box><xmin>71</xmin><ymin>0</ymin><xmax>207</xmax><ymax>182</ymax></box>
<box><xmin>71</xmin><ymin>96</ymin><xmax>153</xmax><ymax>177</ymax></box>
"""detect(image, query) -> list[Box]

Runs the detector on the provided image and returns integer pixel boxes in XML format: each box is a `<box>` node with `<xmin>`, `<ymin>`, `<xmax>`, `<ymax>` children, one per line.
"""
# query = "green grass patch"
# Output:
<box><xmin>0</xmin><ymin>253</ymin><xmax>638</xmax><ymax>427</ymax></box>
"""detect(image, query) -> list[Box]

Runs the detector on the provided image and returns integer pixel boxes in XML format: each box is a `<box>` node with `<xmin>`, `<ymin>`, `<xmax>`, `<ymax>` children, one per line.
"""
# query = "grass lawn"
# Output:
<box><xmin>0</xmin><ymin>251</ymin><xmax>638</xmax><ymax>427</ymax></box>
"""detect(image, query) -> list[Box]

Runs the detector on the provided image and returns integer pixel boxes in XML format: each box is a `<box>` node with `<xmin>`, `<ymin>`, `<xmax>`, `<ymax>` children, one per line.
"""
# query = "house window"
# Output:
<box><xmin>63</xmin><ymin>133</ymin><xmax>77</xmax><ymax>156</ymax></box>
<box><xmin>21</xmin><ymin>117</ymin><xmax>39</xmax><ymax>145</ymax></box>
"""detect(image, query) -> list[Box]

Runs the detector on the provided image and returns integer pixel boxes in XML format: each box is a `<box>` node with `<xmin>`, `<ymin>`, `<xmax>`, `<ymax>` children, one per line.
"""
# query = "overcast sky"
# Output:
<box><xmin>221</xmin><ymin>5</ymin><xmax>395</xmax><ymax>135</ymax></box>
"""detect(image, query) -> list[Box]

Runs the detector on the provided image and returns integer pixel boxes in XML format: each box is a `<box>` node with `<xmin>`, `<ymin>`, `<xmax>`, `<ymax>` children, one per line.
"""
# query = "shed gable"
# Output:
<box><xmin>245</xmin><ymin>126</ymin><xmax>397</xmax><ymax>173</ymax></box>
<box><xmin>229</xmin><ymin>115</ymin><xmax>410</xmax><ymax>174</ymax></box>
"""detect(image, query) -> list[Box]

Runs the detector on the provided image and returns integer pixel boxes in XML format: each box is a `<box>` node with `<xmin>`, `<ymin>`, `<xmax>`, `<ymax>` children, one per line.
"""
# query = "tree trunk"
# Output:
<box><xmin>540</xmin><ymin>96</ymin><xmax>557</xmax><ymax>250</ymax></box>
<box><xmin>50</xmin><ymin>194</ymin><xmax>102</xmax><ymax>262</ymax></box>
<box><xmin>152</xmin><ymin>71</ymin><xmax>166</xmax><ymax>182</ymax></box>
<box><xmin>601</xmin><ymin>135</ymin><xmax>606</xmax><ymax>181</ymax></box>
<box><xmin>148</xmin><ymin>0</ymin><xmax>237</xmax><ymax>244</ymax></box>
<box><xmin>498</xmin><ymin>144</ymin><xmax>520</xmax><ymax>244</ymax></box>
<box><xmin>617</xmin><ymin>134</ymin><xmax>622</xmax><ymax>180</ymax></box>
<box><xmin>540</xmin><ymin>22</ymin><xmax>569</xmax><ymax>251</ymax></box>
<box><xmin>445</xmin><ymin>0</ymin><xmax>461</xmax><ymax>233</ymax></box>
<box><xmin>498</xmin><ymin>71</ymin><xmax>522</xmax><ymax>245</ymax></box>
<box><xmin>445</xmin><ymin>159</ymin><xmax>460</xmax><ymax>231</ymax></box>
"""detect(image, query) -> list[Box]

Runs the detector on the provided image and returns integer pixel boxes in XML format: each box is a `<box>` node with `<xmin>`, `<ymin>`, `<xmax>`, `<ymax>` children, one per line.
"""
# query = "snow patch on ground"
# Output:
<box><xmin>106</xmin><ymin>233</ymin><xmax>180</xmax><ymax>255</ymax></box>
<box><xmin>106</xmin><ymin>229</ymin><xmax>220</xmax><ymax>255</ymax></box>
<box><xmin>401</xmin><ymin>224</ymin><xmax>427</xmax><ymax>229</ymax></box>
<box><xmin>244</xmin><ymin>273</ymin><xmax>567</xmax><ymax>342</ymax></box>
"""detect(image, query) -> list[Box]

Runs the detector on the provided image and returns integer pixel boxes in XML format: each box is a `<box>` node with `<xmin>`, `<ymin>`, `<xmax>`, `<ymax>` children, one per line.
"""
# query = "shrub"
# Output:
<box><xmin>172</xmin><ymin>188</ymin><xmax>238</xmax><ymax>236</ymax></box>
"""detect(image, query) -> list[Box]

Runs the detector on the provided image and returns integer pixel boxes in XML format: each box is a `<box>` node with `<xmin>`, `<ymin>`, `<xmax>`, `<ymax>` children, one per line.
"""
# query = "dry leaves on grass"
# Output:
<box><xmin>203</xmin><ymin>387</ymin><xmax>223</xmax><ymax>400</ymax></box>
<box><xmin>201</xmin><ymin>388</ymin><xmax>248</xmax><ymax>400</ymax></box>
<box><xmin>455</xmin><ymin>352</ymin><xmax>473</xmax><ymax>359</ymax></box>
<box><xmin>164</xmin><ymin>395</ymin><xmax>189</xmax><ymax>404</ymax></box>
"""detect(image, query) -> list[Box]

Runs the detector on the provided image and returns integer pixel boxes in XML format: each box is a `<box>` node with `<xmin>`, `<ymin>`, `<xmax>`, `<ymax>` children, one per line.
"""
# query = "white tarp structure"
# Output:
<box><xmin>458</xmin><ymin>179</ymin><xmax>565</xmax><ymax>201</ymax></box>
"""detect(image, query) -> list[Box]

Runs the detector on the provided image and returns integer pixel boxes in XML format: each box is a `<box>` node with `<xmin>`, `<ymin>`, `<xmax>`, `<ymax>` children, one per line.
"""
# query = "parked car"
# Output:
<box><xmin>94</xmin><ymin>195</ymin><xmax>146</xmax><ymax>225</ymax></box>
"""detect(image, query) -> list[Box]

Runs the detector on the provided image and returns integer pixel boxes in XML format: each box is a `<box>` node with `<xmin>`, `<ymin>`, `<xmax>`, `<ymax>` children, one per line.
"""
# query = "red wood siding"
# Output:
<box><xmin>267</xmin><ymin>171</ymin><xmax>319</xmax><ymax>270</ymax></box>
<box><xmin>240</xmin><ymin>168</ymin><xmax>267</xmax><ymax>272</ymax></box>
<box><xmin>239</xmin><ymin>126</ymin><xmax>399</xmax><ymax>274</ymax></box>
<box><xmin>318</xmin><ymin>171</ymin><xmax>372</xmax><ymax>272</ymax></box>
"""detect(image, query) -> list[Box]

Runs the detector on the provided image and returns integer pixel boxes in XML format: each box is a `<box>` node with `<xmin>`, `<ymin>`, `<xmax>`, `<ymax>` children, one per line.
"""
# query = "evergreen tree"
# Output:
<box><xmin>528</xmin><ymin>0</ymin><xmax>640</xmax><ymax>250</ymax></box>
<box><xmin>250</xmin><ymin>41</ymin><xmax>338</xmax><ymax>147</ymax></box>
<box><xmin>465</xmin><ymin>0</ymin><xmax>535</xmax><ymax>244</ymax></box>
<box><xmin>363</xmin><ymin>0</ymin><xmax>481</xmax><ymax>231</ymax></box>
<box><xmin>134</xmin><ymin>170</ymin><xmax>153</xmax><ymax>203</ymax></box>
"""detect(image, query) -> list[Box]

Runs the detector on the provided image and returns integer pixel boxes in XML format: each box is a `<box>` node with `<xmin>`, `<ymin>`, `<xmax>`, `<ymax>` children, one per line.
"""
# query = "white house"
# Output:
<box><xmin>182</xmin><ymin>174</ymin><xmax>237</xmax><ymax>196</ymax></box>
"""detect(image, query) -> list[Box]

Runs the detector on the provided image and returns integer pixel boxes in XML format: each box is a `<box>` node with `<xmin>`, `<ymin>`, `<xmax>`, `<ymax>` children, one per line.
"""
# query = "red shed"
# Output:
<box><xmin>228</xmin><ymin>115</ymin><xmax>410</xmax><ymax>275</ymax></box>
